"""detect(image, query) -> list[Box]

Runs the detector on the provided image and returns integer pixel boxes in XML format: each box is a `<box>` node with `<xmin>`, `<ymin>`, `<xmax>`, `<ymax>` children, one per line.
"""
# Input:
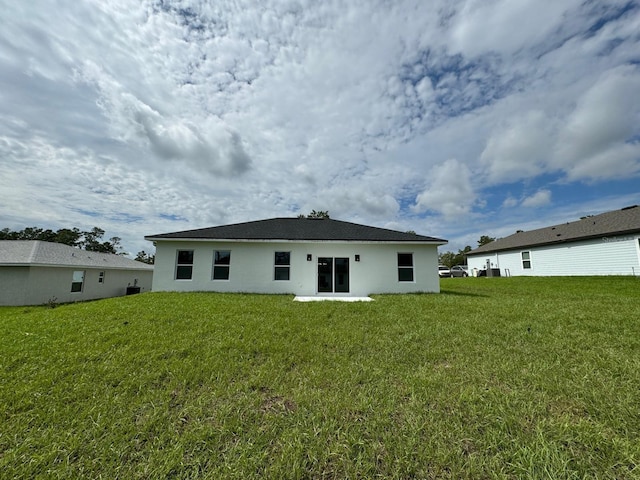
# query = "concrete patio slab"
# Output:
<box><xmin>293</xmin><ymin>296</ymin><xmax>373</xmax><ymax>302</ymax></box>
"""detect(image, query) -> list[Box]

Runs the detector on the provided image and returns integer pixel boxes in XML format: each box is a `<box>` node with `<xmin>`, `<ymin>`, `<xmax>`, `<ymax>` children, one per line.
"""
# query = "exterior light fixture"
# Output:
<box><xmin>355</xmin><ymin>254</ymin><xmax>360</xmax><ymax>262</ymax></box>
<box><xmin>307</xmin><ymin>254</ymin><xmax>312</xmax><ymax>261</ymax></box>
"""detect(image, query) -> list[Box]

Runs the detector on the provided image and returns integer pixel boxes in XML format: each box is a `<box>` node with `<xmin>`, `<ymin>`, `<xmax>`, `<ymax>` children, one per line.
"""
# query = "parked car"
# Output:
<box><xmin>439</xmin><ymin>265</ymin><xmax>468</xmax><ymax>278</ymax></box>
<box><xmin>450</xmin><ymin>265</ymin><xmax>469</xmax><ymax>277</ymax></box>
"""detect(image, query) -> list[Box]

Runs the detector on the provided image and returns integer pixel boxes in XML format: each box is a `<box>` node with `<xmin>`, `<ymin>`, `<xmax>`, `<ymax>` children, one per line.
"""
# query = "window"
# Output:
<box><xmin>98</xmin><ymin>271</ymin><xmax>105</xmax><ymax>284</ymax></box>
<box><xmin>521</xmin><ymin>251</ymin><xmax>532</xmax><ymax>269</ymax></box>
<box><xmin>71</xmin><ymin>270</ymin><xmax>85</xmax><ymax>292</ymax></box>
<box><xmin>398</xmin><ymin>253</ymin><xmax>414</xmax><ymax>282</ymax></box>
<box><xmin>176</xmin><ymin>250</ymin><xmax>194</xmax><ymax>280</ymax></box>
<box><xmin>274</xmin><ymin>251</ymin><xmax>291</xmax><ymax>280</ymax></box>
<box><xmin>213</xmin><ymin>250</ymin><xmax>231</xmax><ymax>280</ymax></box>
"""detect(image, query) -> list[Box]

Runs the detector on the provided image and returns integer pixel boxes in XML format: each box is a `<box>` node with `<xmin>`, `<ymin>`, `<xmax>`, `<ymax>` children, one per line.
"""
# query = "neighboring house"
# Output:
<box><xmin>0</xmin><ymin>240</ymin><xmax>153</xmax><ymax>306</ymax></box>
<box><xmin>467</xmin><ymin>205</ymin><xmax>640</xmax><ymax>277</ymax></box>
<box><xmin>145</xmin><ymin>217</ymin><xmax>447</xmax><ymax>297</ymax></box>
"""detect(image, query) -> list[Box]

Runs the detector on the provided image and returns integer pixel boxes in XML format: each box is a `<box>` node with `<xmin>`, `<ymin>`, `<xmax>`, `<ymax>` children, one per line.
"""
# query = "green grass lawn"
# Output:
<box><xmin>1</xmin><ymin>277</ymin><xmax>639</xmax><ymax>479</ymax></box>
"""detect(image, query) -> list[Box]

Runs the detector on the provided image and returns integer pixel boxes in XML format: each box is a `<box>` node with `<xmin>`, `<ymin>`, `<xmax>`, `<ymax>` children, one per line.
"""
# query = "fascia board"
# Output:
<box><xmin>147</xmin><ymin>237</ymin><xmax>446</xmax><ymax>245</ymax></box>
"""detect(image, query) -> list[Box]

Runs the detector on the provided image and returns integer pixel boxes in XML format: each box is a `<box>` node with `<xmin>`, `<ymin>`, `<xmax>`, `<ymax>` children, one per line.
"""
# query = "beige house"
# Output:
<box><xmin>0</xmin><ymin>240</ymin><xmax>153</xmax><ymax>306</ymax></box>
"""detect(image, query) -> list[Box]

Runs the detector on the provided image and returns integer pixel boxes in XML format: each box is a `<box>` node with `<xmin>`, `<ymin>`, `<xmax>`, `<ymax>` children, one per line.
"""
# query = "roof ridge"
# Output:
<box><xmin>28</xmin><ymin>240</ymin><xmax>41</xmax><ymax>263</ymax></box>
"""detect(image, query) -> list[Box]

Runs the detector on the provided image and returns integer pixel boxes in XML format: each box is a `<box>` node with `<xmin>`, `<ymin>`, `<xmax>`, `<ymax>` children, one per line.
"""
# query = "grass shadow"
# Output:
<box><xmin>439</xmin><ymin>289</ymin><xmax>488</xmax><ymax>298</ymax></box>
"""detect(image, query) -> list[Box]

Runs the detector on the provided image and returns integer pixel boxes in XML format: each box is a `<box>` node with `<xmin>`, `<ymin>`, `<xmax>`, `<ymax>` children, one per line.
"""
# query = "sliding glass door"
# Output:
<box><xmin>317</xmin><ymin>257</ymin><xmax>349</xmax><ymax>293</ymax></box>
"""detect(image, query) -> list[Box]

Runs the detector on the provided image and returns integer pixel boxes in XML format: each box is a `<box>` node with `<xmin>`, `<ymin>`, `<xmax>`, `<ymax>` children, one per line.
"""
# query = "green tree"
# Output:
<box><xmin>95</xmin><ymin>237</ymin><xmax>124</xmax><ymax>255</ymax></box>
<box><xmin>438</xmin><ymin>251</ymin><xmax>457</xmax><ymax>268</ymax></box>
<box><xmin>306</xmin><ymin>210</ymin><xmax>330</xmax><ymax>219</ymax></box>
<box><xmin>82</xmin><ymin>227</ymin><xmax>106</xmax><ymax>252</ymax></box>
<box><xmin>438</xmin><ymin>245</ymin><xmax>472</xmax><ymax>267</ymax></box>
<box><xmin>83</xmin><ymin>230</ymin><xmax>125</xmax><ymax>255</ymax></box>
<box><xmin>478</xmin><ymin>235</ymin><xmax>495</xmax><ymax>247</ymax></box>
<box><xmin>54</xmin><ymin>228</ymin><xmax>82</xmax><ymax>247</ymax></box>
<box><xmin>1</xmin><ymin>225</ymin><xmax>126</xmax><ymax>254</ymax></box>
<box><xmin>0</xmin><ymin>227</ymin><xmax>55</xmax><ymax>242</ymax></box>
<box><xmin>135</xmin><ymin>251</ymin><xmax>155</xmax><ymax>264</ymax></box>
<box><xmin>19</xmin><ymin>227</ymin><xmax>44</xmax><ymax>240</ymax></box>
<box><xmin>0</xmin><ymin>228</ymin><xmax>18</xmax><ymax>240</ymax></box>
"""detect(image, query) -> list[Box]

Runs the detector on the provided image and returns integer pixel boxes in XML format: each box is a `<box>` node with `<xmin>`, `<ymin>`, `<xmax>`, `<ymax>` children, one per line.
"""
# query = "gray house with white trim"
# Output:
<box><xmin>0</xmin><ymin>241</ymin><xmax>154</xmax><ymax>306</ymax></box>
<box><xmin>146</xmin><ymin>217</ymin><xmax>447</xmax><ymax>297</ymax></box>
<box><xmin>467</xmin><ymin>205</ymin><xmax>640</xmax><ymax>277</ymax></box>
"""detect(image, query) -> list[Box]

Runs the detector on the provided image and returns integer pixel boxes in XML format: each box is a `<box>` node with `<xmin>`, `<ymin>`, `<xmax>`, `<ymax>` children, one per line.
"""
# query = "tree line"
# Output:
<box><xmin>0</xmin><ymin>226</ymin><xmax>155</xmax><ymax>264</ymax></box>
<box><xmin>438</xmin><ymin>235</ymin><xmax>495</xmax><ymax>267</ymax></box>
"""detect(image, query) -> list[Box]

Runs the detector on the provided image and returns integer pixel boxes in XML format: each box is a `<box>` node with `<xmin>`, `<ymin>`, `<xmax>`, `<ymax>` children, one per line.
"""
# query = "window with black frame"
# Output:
<box><xmin>176</xmin><ymin>250</ymin><xmax>194</xmax><ymax>280</ymax></box>
<box><xmin>274</xmin><ymin>251</ymin><xmax>290</xmax><ymax>280</ymax></box>
<box><xmin>213</xmin><ymin>250</ymin><xmax>231</xmax><ymax>280</ymax></box>
<box><xmin>397</xmin><ymin>253</ymin><xmax>414</xmax><ymax>282</ymax></box>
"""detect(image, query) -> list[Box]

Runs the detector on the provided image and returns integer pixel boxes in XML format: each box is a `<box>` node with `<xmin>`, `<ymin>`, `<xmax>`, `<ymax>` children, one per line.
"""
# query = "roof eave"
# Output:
<box><xmin>468</xmin><ymin>230</ymin><xmax>640</xmax><ymax>255</ymax></box>
<box><xmin>0</xmin><ymin>262</ymin><xmax>153</xmax><ymax>270</ymax></box>
<box><xmin>146</xmin><ymin>236</ymin><xmax>447</xmax><ymax>245</ymax></box>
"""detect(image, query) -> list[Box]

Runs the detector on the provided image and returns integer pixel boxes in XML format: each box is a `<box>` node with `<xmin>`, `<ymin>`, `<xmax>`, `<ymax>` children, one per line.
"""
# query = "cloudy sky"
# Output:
<box><xmin>1</xmin><ymin>0</ymin><xmax>639</xmax><ymax>255</ymax></box>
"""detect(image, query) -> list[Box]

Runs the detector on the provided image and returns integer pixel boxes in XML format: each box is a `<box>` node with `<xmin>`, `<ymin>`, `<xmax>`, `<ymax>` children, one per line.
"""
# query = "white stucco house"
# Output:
<box><xmin>467</xmin><ymin>205</ymin><xmax>640</xmax><ymax>277</ymax></box>
<box><xmin>0</xmin><ymin>240</ymin><xmax>154</xmax><ymax>306</ymax></box>
<box><xmin>145</xmin><ymin>217</ymin><xmax>447</xmax><ymax>297</ymax></box>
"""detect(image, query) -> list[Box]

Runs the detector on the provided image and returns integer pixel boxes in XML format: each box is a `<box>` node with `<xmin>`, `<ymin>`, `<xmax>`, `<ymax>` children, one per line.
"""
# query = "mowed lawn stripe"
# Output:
<box><xmin>1</xmin><ymin>277</ymin><xmax>639</xmax><ymax>479</ymax></box>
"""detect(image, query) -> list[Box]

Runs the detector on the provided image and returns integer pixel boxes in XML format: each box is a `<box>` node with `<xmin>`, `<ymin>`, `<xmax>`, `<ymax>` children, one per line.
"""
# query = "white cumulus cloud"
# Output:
<box><xmin>1</xmin><ymin>0</ymin><xmax>639</xmax><ymax>255</ymax></box>
<box><xmin>480</xmin><ymin>110</ymin><xmax>554</xmax><ymax>184</ymax></box>
<box><xmin>522</xmin><ymin>189</ymin><xmax>552</xmax><ymax>208</ymax></box>
<box><xmin>413</xmin><ymin>159</ymin><xmax>475</xmax><ymax>218</ymax></box>
<box><xmin>554</xmin><ymin>64</ymin><xmax>640</xmax><ymax>181</ymax></box>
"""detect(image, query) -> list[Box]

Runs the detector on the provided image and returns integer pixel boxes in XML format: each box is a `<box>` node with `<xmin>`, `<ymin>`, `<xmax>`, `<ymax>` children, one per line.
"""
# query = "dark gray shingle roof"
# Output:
<box><xmin>469</xmin><ymin>205</ymin><xmax>640</xmax><ymax>254</ymax></box>
<box><xmin>0</xmin><ymin>241</ymin><xmax>154</xmax><ymax>270</ymax></box>
<box><xmin>146</xmin><ymin>218</ymin><xmax>447</xmax><ymax>243</ymax></box>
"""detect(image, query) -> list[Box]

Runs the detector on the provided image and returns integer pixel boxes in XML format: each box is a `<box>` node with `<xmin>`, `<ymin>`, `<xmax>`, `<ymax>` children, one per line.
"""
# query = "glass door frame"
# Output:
<box><xmin>317</xmin><ymin>256</ymin><xmax>350</xmax><ymax>293</ymax></box>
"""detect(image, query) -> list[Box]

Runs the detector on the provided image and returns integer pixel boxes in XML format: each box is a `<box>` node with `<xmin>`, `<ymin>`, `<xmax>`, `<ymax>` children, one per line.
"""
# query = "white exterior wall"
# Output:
<box><xmin>0</xmin><ymin>267</ymin><xmax>31</xmax><ymax>306</ymax></box>
<box><xmin>152</xmin><ymin>240</ymin><xmax>441</xmax><ymax>295</ymax></box>
<box><xmin>0</xmin><ymin>266</ymin><xmax>153</xmax><ymax>306</ymax></box>
<box><xmin>467</xmin><ymin>254</ymin><xmax>499</xmax><ymax>276</ymax></box>
<box><xmin>467</xmin><ymin>235</ymin><xmax>640</xmax><ymax>276</ymax></box>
